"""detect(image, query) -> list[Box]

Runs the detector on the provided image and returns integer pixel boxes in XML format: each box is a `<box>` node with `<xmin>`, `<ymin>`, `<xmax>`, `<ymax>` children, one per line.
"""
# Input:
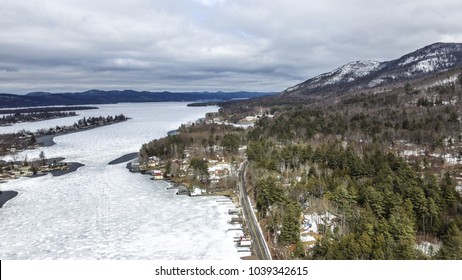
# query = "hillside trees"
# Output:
<box><xmin>255</xmin><ymin>176</ymin><xmax>301</xmax><ymax>245</ymax></box>
<box><xmin>221</xmin><ymin>134</ymin><xmax>240</xmax><ymax>153</ymax></box>
<box><xmin>245</xmin><ymin>107</ymin><xmax>462</xmax><ymax>259</ymax></box>
<box><xmin>438</xmin><ymin>222</ymin><xmax>462</xmax><ymax>259</ymax></box>
<box><xmin>140</xmin><ymin>123</ymin><xmax>245</xmax><ymax>163</ymax></box>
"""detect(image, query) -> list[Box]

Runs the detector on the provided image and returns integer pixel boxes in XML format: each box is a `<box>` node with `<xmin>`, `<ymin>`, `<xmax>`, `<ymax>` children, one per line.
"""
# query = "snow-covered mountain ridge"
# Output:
<box><xmin>283</xmin><ymin>42</ymin><xmax>462</xmax><ymax>96</ymax></box>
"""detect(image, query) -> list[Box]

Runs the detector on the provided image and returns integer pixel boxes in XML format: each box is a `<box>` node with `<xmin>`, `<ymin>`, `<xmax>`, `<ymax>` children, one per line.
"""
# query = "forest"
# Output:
<box><xmin>229</xmin><ymin>71</ymin><xmax>462</xmax><ymax>259</ymax></box>
<box><xmin>139</xmin><ymin>121</ymin><xmax>246</xmax><ymax>164</ymax></box>
<box><xmin>246</xmin><ymin>138</ymin><xmax>461</xmax><ymax>259</ymax></box>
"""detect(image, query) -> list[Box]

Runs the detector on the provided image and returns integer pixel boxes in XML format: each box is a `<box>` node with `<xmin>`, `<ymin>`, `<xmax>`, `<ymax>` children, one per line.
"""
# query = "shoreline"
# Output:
<box><xmin>35</xmin><ymin>118</ymin><xmax>131</xmax><ymax>148</ymax></box>
<box><xmin>36</xmin><ymin>134</ymin><xmax>56</xmax><ymax>147</ymax></box>
<box><xmin>41</xmin><ymin>157</ymin><xmax>85</xmax><ymax>177</ymax></box>
<box><xmin>129</xmin><ymin>161</ymin><xmax>250</xmax><ymax>257</ymax></box>
<box><xmin>50</xmin><ymin>162</ymin><xmax>85</xmax><ymax>176</ymax></box>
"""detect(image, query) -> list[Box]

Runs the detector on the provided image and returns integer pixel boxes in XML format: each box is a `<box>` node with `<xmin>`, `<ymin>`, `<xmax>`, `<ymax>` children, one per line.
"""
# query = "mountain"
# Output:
<box><xmin>0</xmin><ymin>90</ymin><xmax>275</xmax><ymax>108</ymax></box>
<box><xmin>283</xmin><ymin>42</ymin><xmax>462</xmax><ymax>97</ymax></box>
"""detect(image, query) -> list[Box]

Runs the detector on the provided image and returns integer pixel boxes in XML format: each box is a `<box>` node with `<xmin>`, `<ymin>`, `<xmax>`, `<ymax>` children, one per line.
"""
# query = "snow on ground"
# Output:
<box><xmin>300</xmin><ymin>233</ymin><xmax>316</xmax><ymax>243</ymax></box>
<box><xmin>320</xmin><ymin>60</ymin><xmax>382</xmax><ymax>86</ymax></box>
<box><xmin>303</xmin><ymin>212</ymin><xmax>337</xmax><ymax>235</ymax></box>
<box><xmin>456</xmin><ymin>184</ymin><xmax>462</xmax><ymax>195</ymax></box>
<box><xmin>415</xmin><ymin>241</ymin><xmax>441</xmax><ymax>257</ymax></box>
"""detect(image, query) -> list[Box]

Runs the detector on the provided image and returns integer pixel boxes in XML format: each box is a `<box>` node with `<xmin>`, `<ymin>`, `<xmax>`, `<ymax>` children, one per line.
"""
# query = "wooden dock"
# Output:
<box><xmin>228</xmin><ymin>209</ymin><xmax>240</xmax><ymax>215</ymax></box>
<box><xmin>228</xmin><ymin>217</ymin><xmax>243</xmax><ymax>224</ymax></box>
<box><xmin>227</xmin><ymin>228</ymin><xmax>243</xmax><ymax>231</ymax></box>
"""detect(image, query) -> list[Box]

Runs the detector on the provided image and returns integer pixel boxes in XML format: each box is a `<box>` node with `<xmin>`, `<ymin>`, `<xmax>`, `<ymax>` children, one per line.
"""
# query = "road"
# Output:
<box><xmin>238</xmin><ymin>161</ymin><xmax>272</xmax><ymax>260</ymax></box>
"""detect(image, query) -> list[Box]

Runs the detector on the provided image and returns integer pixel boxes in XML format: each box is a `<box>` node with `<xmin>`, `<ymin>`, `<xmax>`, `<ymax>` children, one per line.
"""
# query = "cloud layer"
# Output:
<box><xmin>1</xmin><ymin>0</ymin><xmax>462</xmax><ymax>93</ymax></box>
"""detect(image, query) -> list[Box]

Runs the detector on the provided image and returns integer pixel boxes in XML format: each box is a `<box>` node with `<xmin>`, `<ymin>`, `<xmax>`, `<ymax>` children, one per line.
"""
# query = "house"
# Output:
<box><xmin>19</xmin><ymin>167</ymin><xmax>33</xmax><ymax>176</ymax></box>
<box><xmin>190</xmin><ymin>186</ymin><xmax>206</xmax><ymax>196</ymax></box>
<box><xmin>209</xmin><ymin>174</ymin><xmax>221</xmax><ymax>185</ymax></box>
<box><xmin>148</xmin><ymin>156</ymin><xmax>160</xmax><ymax>167</ymax></box>
<box><xmin>208</xmin><ymin>163</ymin><xmax>232</xmax><ymax>176</ymax></box>
<box><xmin>0</xmin><ymin>174</ymin><xmax>10</xmax><ymax>181</ymax></box>
<box><xmin>39</xmin><ymin>165</ymin><xmax>50</xmax><ymax>172</ymax></box>
<box><xmin>10</xmin><ymin>170</ymin><xmax>21</xmax><ymax>176</ymax></box>
<box><xmin>152</xmin><ymin>170</ymin><xmax>163</xmax><ymax>180</ymax></box>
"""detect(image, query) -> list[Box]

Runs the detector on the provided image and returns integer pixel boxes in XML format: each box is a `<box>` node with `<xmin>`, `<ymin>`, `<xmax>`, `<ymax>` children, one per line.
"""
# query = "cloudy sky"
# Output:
<box><xmin>1</xmin><ymin>0</ymin><xmax>462</xmax><ymax>94</ymax></box>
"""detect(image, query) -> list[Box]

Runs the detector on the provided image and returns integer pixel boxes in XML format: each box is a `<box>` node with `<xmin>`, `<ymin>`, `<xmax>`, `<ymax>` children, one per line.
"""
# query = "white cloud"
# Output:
<box><xmin>192</xmin><ymin>0</ymin><xmax>226</xmax><ymax>7</ymax></box>
<box><xmin>0</xmin><ymin>0</ymin><xmax>461</xmax><ymax>94</ymax></box>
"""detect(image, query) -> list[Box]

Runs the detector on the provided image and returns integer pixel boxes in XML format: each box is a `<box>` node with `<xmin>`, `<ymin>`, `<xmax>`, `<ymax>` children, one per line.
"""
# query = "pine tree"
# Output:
<box><xmin>438</xmin><ymin>223</ymin><xmax>462</xmax><ymax>260</ymax></box>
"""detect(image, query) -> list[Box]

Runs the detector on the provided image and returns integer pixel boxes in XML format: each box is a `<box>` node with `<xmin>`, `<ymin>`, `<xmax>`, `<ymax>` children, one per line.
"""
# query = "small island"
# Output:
<box><xmin>0</xmin><ymin>154</ymin><xmax>84</xmax><ymax>183</ymax></box>
<box><xmin>0</xmin><ymin>155</ymin><xmax>84</xmax><ymax>208</ymax></box>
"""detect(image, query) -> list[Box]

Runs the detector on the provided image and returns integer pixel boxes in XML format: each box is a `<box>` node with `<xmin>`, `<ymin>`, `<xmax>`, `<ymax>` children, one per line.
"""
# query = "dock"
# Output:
<box><xmin>228</xmin><ymin>209</ymin><xmax>240</xmax><ymax>215</ymax></box>
<box><xmin>228</xmin><ymin>217</ymin><xmax>243</xmax><ymax>224</ymax></box>
<box><xmin>227</xmin><ymin>228</ymin><xmax>243</xmax><ymax>231</ymax></box>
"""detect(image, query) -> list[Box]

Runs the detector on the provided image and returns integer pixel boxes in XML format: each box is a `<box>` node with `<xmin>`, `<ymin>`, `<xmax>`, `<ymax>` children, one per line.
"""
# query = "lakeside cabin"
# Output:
<box><xmin>152</xmin><ymin>170</ymin><xmax>163</xmax><ymax>180</ymax></box>
<box><xmin>147</xmin><ymin>156</ymin><xmax>160</xmax><ymax>167</ymax></box>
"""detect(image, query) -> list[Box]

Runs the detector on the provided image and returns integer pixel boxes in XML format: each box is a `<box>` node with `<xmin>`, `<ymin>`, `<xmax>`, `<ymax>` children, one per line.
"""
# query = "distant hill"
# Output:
<box><xmin>0</xmin><ymin>90</ymin><xmax>275</xmax><ymax>108</ymax></box>
<box><xmin>282</xmin><ymin>42</ymin><xmax>462</xmax><ymax>98</ymax></box>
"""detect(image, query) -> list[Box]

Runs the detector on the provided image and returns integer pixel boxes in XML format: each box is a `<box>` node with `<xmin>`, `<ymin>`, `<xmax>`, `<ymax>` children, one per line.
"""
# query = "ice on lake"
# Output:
<box><xmin>0</xmin><ymin>103</ymin><xmax>242</xmax><ymax>260</ymax></box>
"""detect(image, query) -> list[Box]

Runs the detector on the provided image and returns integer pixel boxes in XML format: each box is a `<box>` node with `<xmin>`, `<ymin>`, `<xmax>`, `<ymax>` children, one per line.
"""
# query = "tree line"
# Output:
<box><xmin>0</xmin><ymin>111</ymin><xmax>77</xmax><ymax>126</ymax></box>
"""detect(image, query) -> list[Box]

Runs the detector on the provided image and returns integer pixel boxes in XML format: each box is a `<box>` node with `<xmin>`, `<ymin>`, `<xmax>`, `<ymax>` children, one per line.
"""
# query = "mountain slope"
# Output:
<box><xmin>283</xmin><ymin>42</ymin><xmax>462</xmax><ymax>97</ymax></box>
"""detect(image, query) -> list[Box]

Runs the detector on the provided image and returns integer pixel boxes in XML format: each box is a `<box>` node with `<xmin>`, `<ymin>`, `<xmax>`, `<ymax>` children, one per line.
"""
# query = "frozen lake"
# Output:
<box><xmin>0</xmin><ymin>103</ymin><xmax>243</xmax><ymax>260</ymax></box>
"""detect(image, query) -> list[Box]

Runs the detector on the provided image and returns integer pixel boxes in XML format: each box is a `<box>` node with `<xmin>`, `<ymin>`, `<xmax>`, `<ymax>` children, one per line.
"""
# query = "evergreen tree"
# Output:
<box><xmin>438</xmin><ymin>223</ymin><xmax>462</xmax><ymax>260</ymax></box>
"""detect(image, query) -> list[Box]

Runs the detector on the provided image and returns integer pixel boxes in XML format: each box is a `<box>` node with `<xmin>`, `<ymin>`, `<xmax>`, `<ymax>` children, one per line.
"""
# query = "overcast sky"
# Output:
<box><xmin>1</xmin><ymin>0</ymin><xmax>462</xmax><ymax>94</ymax></box>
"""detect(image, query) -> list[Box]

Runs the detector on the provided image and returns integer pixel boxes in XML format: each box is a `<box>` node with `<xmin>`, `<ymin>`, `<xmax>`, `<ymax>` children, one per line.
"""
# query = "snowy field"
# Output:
<box><xmin>0</xmin><ymin>103</ymin><xmax>243</xmax><ymax>260</ymax></box>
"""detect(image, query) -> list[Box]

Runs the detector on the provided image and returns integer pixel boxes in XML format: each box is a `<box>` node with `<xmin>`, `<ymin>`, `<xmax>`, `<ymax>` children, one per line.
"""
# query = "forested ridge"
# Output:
<box><xmin>238</xmin><ymin>71</ymin><xmax>462</xmax><ymax>259</ymax></box>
